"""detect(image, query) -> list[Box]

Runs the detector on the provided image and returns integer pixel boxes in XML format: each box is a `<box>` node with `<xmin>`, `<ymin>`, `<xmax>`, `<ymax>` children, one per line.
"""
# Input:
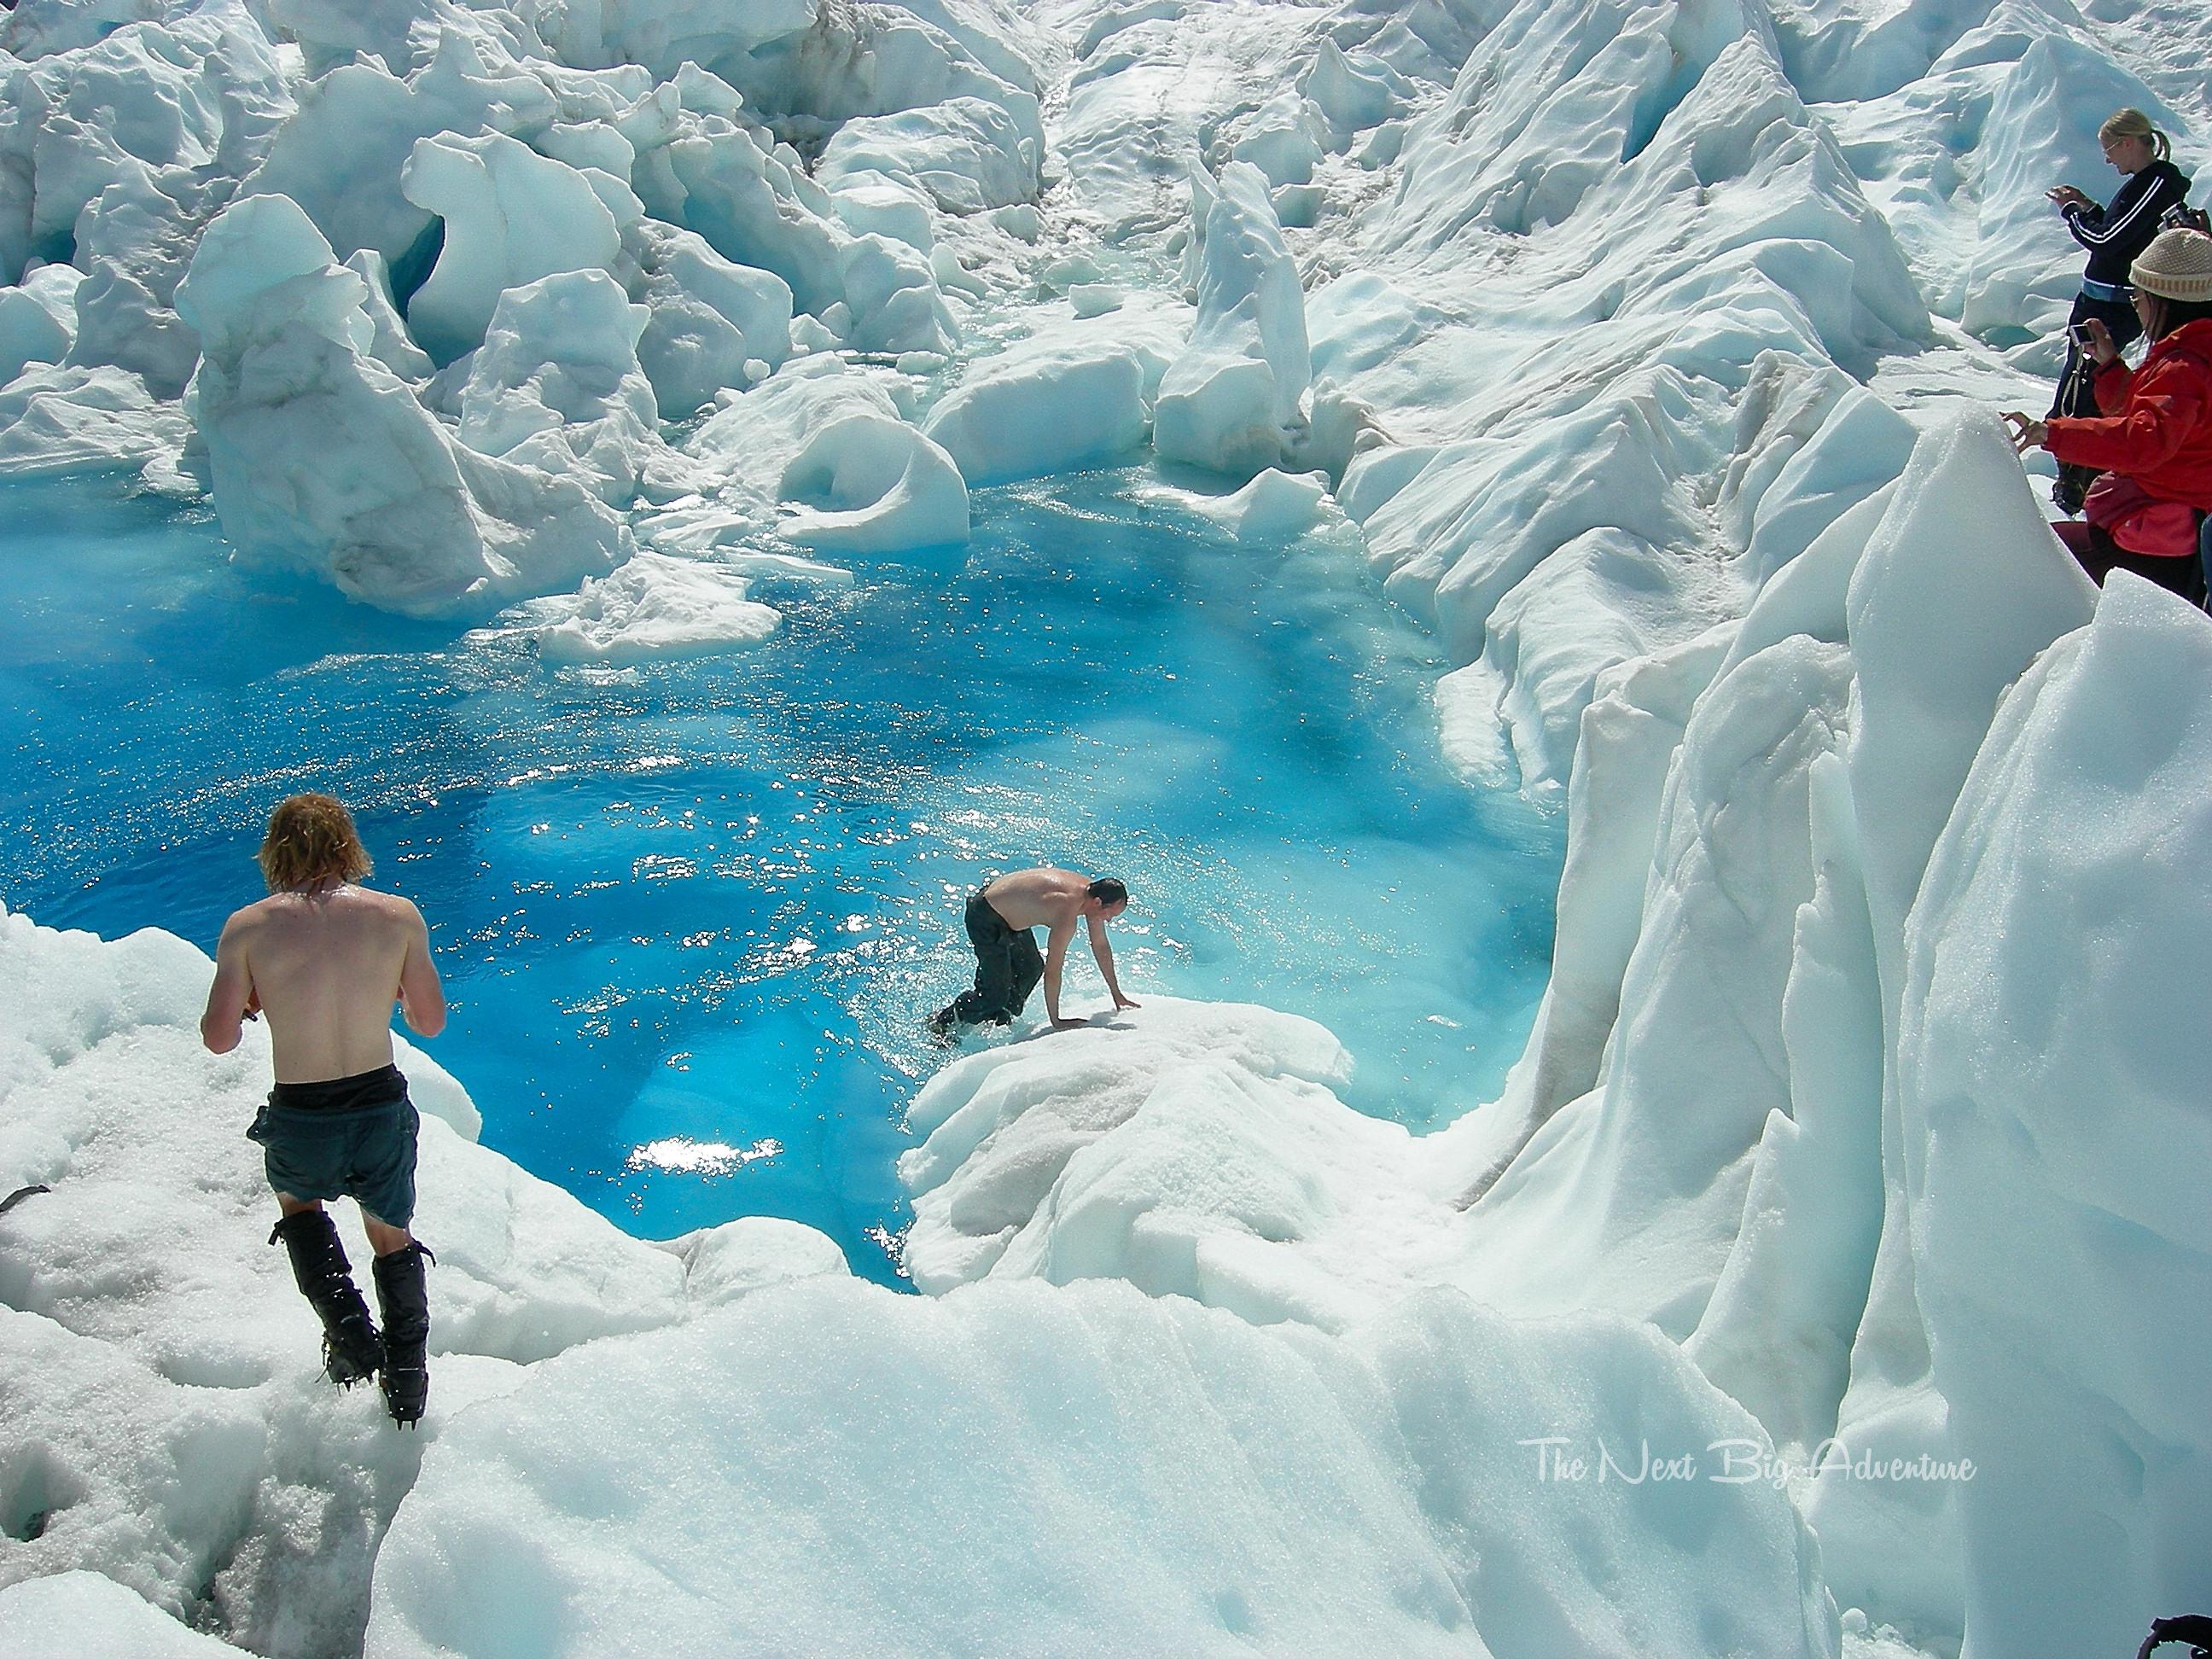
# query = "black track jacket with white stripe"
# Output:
<box><xmin>2065</xmin><ymin>160</ymin><xmax>2192</xmax><ymax>288</ymax></box>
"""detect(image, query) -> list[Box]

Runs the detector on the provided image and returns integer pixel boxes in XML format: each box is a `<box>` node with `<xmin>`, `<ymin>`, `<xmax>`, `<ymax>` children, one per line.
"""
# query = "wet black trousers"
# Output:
<box><xmin>941</xmin><ymin>893</ymin><xmax>1044</xmax><ymax>1027</ymax></box>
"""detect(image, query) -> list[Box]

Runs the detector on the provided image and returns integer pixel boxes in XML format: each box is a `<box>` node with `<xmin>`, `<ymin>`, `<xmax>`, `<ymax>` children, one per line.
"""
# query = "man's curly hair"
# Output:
<box><xmin>257</xmin><ymin>794</ymin><xmax>373</xmax><ymax>893</ymax></box>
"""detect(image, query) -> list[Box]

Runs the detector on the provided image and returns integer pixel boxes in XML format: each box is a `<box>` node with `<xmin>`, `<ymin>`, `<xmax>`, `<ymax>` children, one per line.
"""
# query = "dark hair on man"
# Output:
<box><xmin>259</xmin><ymin>793</ymin><xmax>373</xmax><ymax>892</ymax></box>
<box><xmin>1086</xmin><ymin>877</ymin><xmax>1128</xmax><ymax>908</ymax></box>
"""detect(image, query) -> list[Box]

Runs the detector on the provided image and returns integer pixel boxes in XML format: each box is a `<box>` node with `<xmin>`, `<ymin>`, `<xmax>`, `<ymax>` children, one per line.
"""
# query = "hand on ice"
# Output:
<box><xmin>1112</xmin><ymin>994</ymin><xmax>1142</xmax><ymax>1011</ymax></box>
<box><xmin>2000</xmin><ymin>410</ymin><xmax>2047</xmax><ymax>453</ymax></box>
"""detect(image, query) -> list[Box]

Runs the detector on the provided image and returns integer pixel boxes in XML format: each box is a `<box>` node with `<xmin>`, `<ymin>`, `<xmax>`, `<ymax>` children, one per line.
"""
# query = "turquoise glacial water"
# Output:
<box><xmin>0</xmin><ymin>469</ymin><xmax>1561</xmax><ymax>1284</ymax></box>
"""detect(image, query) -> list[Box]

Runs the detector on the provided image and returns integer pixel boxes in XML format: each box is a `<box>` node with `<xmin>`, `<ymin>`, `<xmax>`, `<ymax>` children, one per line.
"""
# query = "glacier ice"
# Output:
<box><xmin>174</xmin><ymin>192</ymin><xmax>630</xmax><ymax>617</ymax></box>
<box><xmin>4</xmin><ymin>0</ymin><xmax>2212</xmax><ymax>1650</ymax></box>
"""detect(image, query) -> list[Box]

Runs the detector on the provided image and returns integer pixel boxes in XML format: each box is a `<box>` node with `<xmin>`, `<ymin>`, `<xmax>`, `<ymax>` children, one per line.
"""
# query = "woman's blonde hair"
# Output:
<box><xmin>2100</xmin><ymin>108</ymin><xmax>2171</xmax><ymax>161</ymax></box>
<box><xmin>258</xmin><ymin>793</ymin><xmax>373</xmax><ymax>892</ymax></box>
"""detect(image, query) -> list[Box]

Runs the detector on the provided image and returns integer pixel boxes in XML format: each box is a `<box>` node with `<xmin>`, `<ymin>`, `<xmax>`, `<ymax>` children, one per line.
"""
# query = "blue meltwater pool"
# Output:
<box><xmin>0</xmin><ymin>468</ymin><xmax>1561</xmax><ymax>1285</ymax></box>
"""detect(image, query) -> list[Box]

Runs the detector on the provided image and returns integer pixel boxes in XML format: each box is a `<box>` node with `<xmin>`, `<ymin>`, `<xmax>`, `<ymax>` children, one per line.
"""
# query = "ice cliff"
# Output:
<box><xmin>3</xmin><ymin>0</ymin><xmax>2209</xmax><ymax>1656</ymax></box>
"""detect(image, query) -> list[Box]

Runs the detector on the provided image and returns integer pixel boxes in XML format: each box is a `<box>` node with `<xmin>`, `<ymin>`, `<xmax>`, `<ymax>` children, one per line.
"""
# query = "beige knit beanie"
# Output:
<box><xmin>2131</xmin><ymin>228</ymin><xmax>2212</xmax><ymax>302</ymax></box>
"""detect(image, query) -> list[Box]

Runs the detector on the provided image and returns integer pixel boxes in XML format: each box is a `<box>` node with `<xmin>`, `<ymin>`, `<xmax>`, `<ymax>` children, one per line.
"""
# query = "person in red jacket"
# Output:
<box><xmin>2007</xmin><ymin>226</ymin><xmax>2212</xmax><ymax>606</ymax></box>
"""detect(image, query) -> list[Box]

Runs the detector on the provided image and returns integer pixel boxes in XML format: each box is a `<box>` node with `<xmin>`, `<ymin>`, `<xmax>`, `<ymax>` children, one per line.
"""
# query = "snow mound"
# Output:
<box><xmin>777</xmin><ymin>410</ymin><xmax>969</xmax><ymax>554</ymax></box>
<box><xmin>527</xmin><ymin>551</ymin><xmax>782</xmax><ymax>663</ymax></box>
<box><xmin>922</xmin><ymin>338</ymin><xmax>1151</xmax><ymax>486</ymax></box>
<box><xmin>1153</xmin><ymin>160</ymin><xmax>1310</xmax><ymax>477</ymax></box>
<box><xmin>1191</xmin><ymin>467</ymin><xmax>1332</xmax><ymax>541</ymax></box>
<box><xmin>368</xmin><ymin>1277</ymin><xmax>1838</xmax><ymax>1659</ymax></box>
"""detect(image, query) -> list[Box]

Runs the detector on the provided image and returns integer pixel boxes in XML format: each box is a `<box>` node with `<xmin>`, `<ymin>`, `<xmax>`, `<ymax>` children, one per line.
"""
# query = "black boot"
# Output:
<box><xmin>270</xmin><ymin>1210</ymin><xmax>383</xmax><ymax>1387</ymax></box>
<box><xmin>371</xmin><ymin>1243</ymin><xmax>434</xmax><ymax>1427</ymax></box>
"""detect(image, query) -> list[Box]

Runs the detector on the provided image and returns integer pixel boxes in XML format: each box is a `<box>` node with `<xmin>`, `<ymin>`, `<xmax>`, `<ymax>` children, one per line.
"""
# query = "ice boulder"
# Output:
<box><xmin>818</xmin><ymin>96</ymin><xmax>1039</xmax><ymax>213</ymax></box>
<box><xmin>0</xmin><ymin>265</ymin><xmax>78</xmax><ymax>387</ymax></box>
<box><xmin>825</xmin><ymin>172</ymin><xmax>934</xmax><ymax>252</ymax></box>
<box><xmin>455</xmin><ymin>270</ymin><xmax>660</xmax><ymax>506</ymax></box>
<box><xmin>343</xmin><ymin>250</ymin><xmax>434</xmax><ymax>381</ymax></box>
<box><xmin>1192</xmin><ymin>467</ymin><xmax>1331</xmax><ymax>541</ymax></box>
<box><xmin>1226</xmin><ymin>90</ymin><xmax>1327</xmax><ymax>189</ymax></box>
<box><xmin>1899</xmin><ymin>576</ymin><xmax>2212</xmax><ymax>1656</ymax></box>
<box><xmin>175</xmin><ymin>194</ymin><xmax>628</xmax><ymax>618</ymax></box>
<box><xmin>366</xmin><ymin>1277</ymin><xmax>1839</xmax><ymax>1659</ymax></box>
<box><xmin>401</xmin><ymin>131</ymin><xmax>629</xmax><ymax>366</ymax></box>
<box><xmin>0</xmin><ymin>5</ymin><xmax>293</xmax><ymax>281</ymax></box>
<box><xmin>525</xmin><ymin>551</ymin><xmax>782</xmax><ymax>663</ymax></box>
<box><xmin>1154</xmin><ymin>160</ymin><xmax>1310</xmax><ymax>478</ymax></box>
<box><xmin>684</xmin><ymin>354</ymin><xmax>905</xmax><ymax>500</ymax></box>
<box><xmin>922</xmin><ymin>341</ymin><xmax>1149</xmax><ymax>485</ymax></box>
<box><xmin>537</xmin><ymin>0</ymin><xmax>815</xmax><ymax>83</ymax></box>
<box><xmin>0</xmin><ymin>362</ymin><xmax>189</xmax><ymax>476</ymax></box>
<box><xmin>666</xmin><ymin>117</ymin><xmax>849</xmax><ymax>317</ymax></box>
<box><xmin>626</xmin><ymin>218</ymin><xmax>792</xmax><ymax>417</ymax></box>
<box><xmin>777</xmin><ymin>411</ymin><xmax>969</xmax><ymax>553</ymax></box>
<box><xmin>836</xmin><ymin>230</ymin><xmax>958</xmax><ymax>356</ymax></box>
<box><xmin>236</xmin><ymin>34</ymin><xmax>567</xmax><ymax>273</ymax></box>
<box><xmin>1300</xmin><ymin>39</ymin><xmax>1411</xmax><ymax>146</ymax></box>
<box><xmin>59</xmin><ymin>156</ymin><xmax>222</xmax><ymax>401</ymax></box>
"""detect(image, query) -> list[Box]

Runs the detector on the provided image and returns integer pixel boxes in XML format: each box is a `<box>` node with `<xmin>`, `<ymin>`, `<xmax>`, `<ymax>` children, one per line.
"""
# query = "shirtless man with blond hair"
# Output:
<box><xmin>201</xmin><ymin>793</ymin><xmax>445</xmax><ymax>1425</ymax></box>
<box><xmin>930</xmin><ymin>865</ymin><xmax>1140</xmax><ymax>1039</ymax></box>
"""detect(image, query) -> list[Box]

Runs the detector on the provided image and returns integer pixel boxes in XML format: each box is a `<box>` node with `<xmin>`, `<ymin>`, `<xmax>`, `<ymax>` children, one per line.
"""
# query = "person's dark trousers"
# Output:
<box><xmin>939</xmin><ymin>892</ymin><xmax>1045</xmax><ymax>1027</ymax></box>
<box><xmin>2200</xmin><ymin>512</ymin><xmax>2211</xmax><ymax>613</ymax></box>
<box><xmin>2052</xmin><ymin>520</ymin><xmax>2208</xmax><ymax>605</ymax></box>
<box><xmin>2048</xmin><ymin>293</ymin><xmax>2143</xmax><ymax>513</ymax></box>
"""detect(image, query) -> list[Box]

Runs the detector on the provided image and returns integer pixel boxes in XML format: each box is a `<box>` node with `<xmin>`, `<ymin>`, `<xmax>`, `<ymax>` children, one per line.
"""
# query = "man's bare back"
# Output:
<box><xmin>981</xmin><ymin>866</ymin><xmax>1097</xmax><ymax>931</ymax></box>
<box><xmin>201</xmin><ymin>884</ymin><xmax>445</xmax><ymax>1083</ymax></box>
<box><xmin>972</xmin><ymin>866</ymin><xmax>1138</xmax><ymax>1031</ymax></box>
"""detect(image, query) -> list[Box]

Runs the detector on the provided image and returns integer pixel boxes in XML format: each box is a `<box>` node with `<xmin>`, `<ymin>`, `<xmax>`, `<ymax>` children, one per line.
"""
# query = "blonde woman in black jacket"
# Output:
<box><xmin>2046</xmin><ymin>108</ymin><xmax>2193</xmax><ymax>515</ymax></box>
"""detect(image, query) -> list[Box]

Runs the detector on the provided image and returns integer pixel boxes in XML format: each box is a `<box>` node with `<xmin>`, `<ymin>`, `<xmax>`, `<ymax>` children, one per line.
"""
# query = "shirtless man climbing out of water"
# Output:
<box><xmin>929</xmin><ymin>866</ymin><xmax>1141</xmax><ymax>1038</ymax></box>
<box><xmin>200</xmin><ymin>793</ymin><xmax>445</xmax><ymax>1426</ymax></box>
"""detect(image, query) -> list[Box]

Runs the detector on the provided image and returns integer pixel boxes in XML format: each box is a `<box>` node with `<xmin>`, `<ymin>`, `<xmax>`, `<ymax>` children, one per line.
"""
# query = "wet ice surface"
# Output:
<box><xmin>0</xmin><ymin>468</ymin><xmax>1558</xmax><ymax>1283</ymax></box>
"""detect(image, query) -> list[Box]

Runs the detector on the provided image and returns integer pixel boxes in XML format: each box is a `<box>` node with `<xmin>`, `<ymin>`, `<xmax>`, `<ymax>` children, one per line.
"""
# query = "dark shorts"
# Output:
<box><xmin>247</xmin><ymin>1064</ymin><xmax>419</xmax><ymax>1227</ymax></box>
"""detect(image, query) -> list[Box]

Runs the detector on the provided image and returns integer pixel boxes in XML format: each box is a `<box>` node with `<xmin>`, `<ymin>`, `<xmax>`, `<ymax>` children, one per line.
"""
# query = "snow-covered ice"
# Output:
<box><xmin>5</xmin><ymin>0</ymin><xmax>2212</xmax><ymax>1651</ymax></box>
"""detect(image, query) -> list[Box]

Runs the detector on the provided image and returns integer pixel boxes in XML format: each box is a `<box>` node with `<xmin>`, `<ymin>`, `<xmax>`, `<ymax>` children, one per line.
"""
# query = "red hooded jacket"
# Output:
<box><xmin>2046</xmin><ymin>317</ymin><xmax>2212</xmax><ymax>508</ymax></box>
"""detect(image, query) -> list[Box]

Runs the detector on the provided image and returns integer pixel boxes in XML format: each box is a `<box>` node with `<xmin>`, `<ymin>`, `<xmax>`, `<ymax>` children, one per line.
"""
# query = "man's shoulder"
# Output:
<box><xmin>221</xmin><ymin>894</ymin><xmax>281</xmax><ymax>932</ymax></box>
<box><xmin>342</xmin><ymin>886</ymin><xmax>425</xmax><ymax>927</ymax></box>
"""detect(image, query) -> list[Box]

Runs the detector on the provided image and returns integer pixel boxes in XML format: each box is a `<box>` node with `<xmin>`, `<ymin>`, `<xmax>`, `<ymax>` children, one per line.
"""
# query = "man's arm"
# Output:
<box><xmin>200</xmin><ymin>915</ymin><xmax>256</xmax><ymax>1055</ymax></box>
<box><xmin>396</xmin><ymin>902</ymin><xmax>447</xmax><ymax>1039</ymax></box>
<box><xmin>1086</xmin><ymin>916</ymin><xmax>1139</xmax><ymax>1010</ymax></box>
<box><xmin>1043</xmin><ymin>912</ymin><xmax>1080</xmax><ymax>1028</ymax></box>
